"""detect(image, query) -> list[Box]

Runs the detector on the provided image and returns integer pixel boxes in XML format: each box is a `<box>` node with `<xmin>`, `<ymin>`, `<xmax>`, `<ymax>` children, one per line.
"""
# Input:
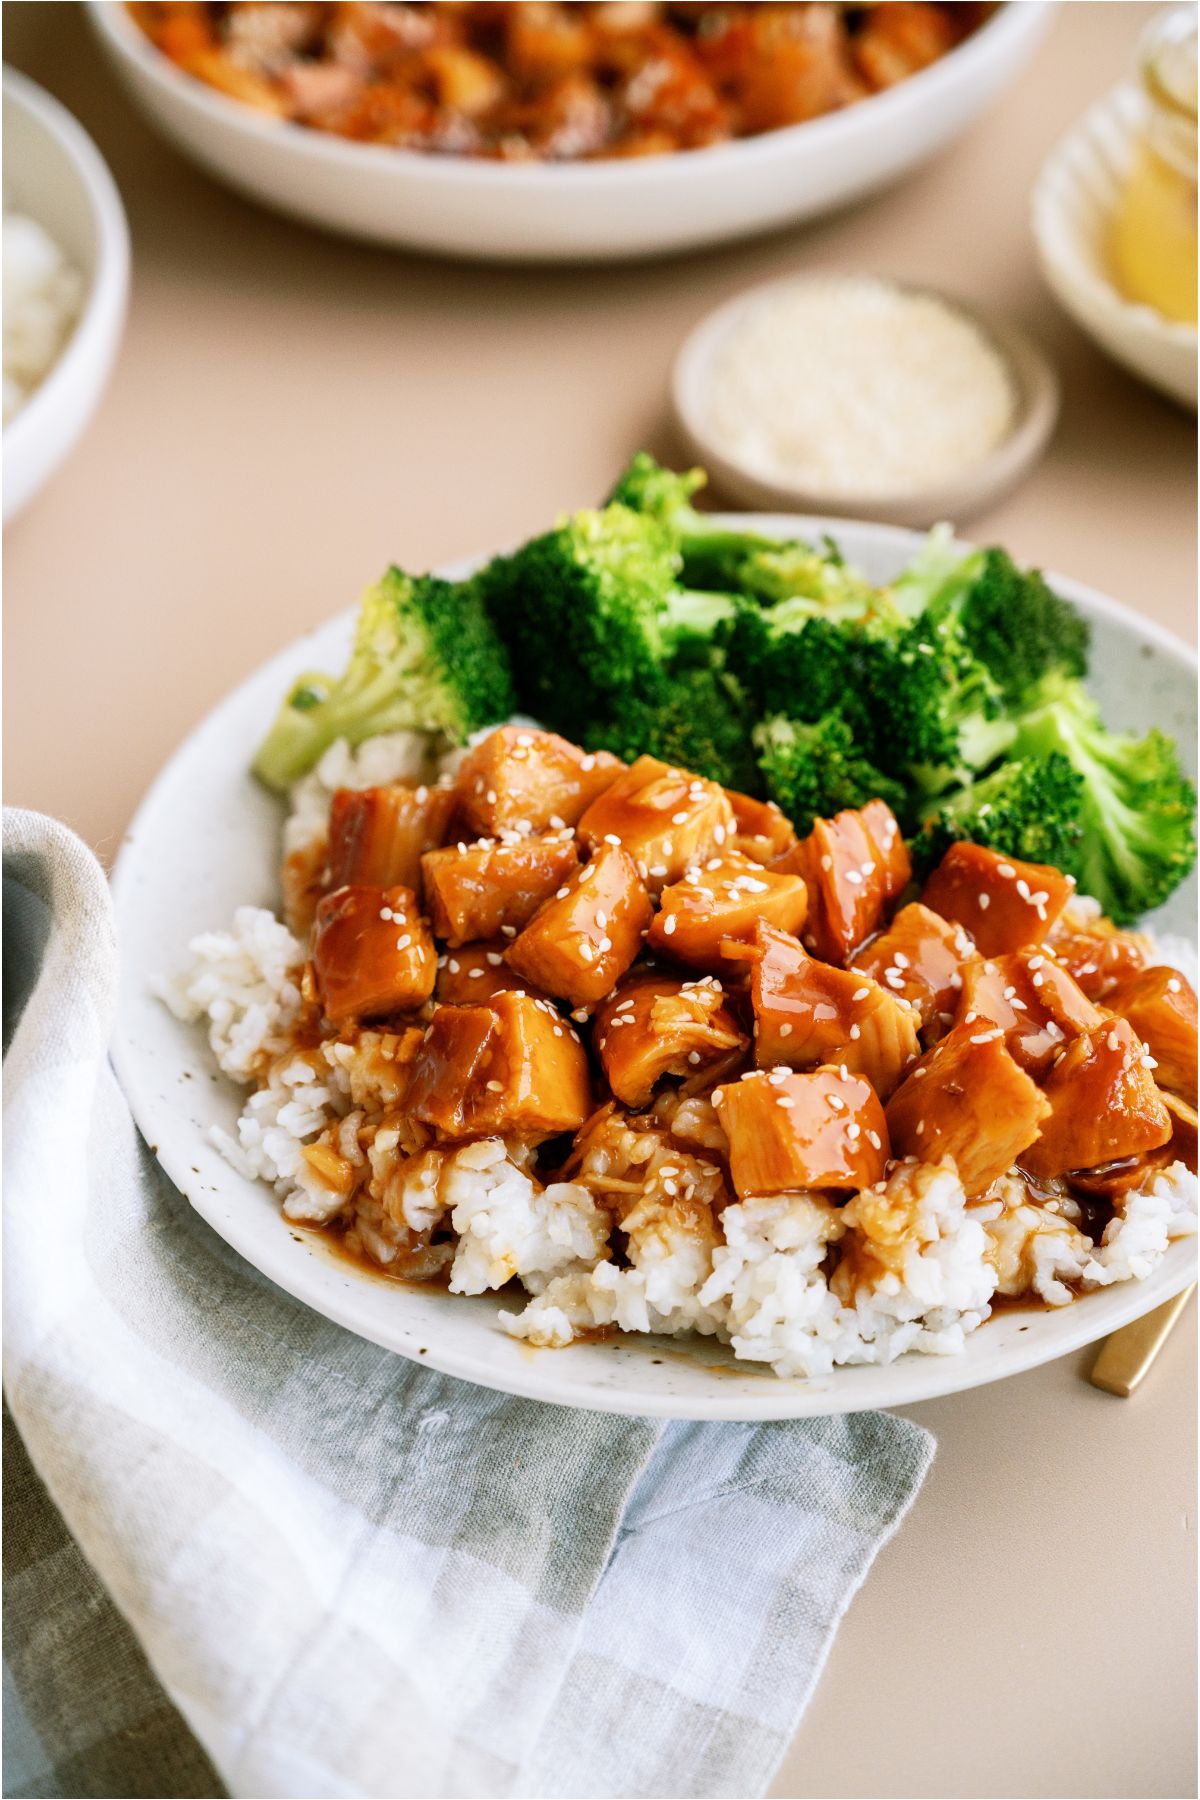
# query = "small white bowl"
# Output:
<box><xmin>87</xmin><ymin>0</ymin><xmax>1053</xmax><ymax>264</ymax></box>
<box><xmin>3</xmin><ymin>67</ymin><xmax>130</xmax><ymax>525</ymax></box>
<box><xmin>671</xmin><ymin>275</ymin><xmax>1060</xmax><ymax>529</ymax></box>
<box><xmin>1032</xmin><ymin>82</ymin><xmax>1197</xmax><ymax>409</ymax></box>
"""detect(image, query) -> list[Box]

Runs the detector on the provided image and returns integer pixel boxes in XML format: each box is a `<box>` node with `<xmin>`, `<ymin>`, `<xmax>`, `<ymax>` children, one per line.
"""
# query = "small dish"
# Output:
<box><xmin>87</xmin><ymin>0</ymin><xmax>1053</xmax><ymax>264</ymax></box>
<box><xmin>671</xmin><ymin>276</ymin><xmax>1060</xmax><ymax>529</ymax></box>
<box><xmin>110</xmin><ymin>515</ymin><xmax>1197</xmax><ymax>1421</ymax></box>
<box><xmin>1032</xmin><ymin>82</ymin><xmax>1197</xmax><ymax>410</ymax></box>
<box><xmin>2</xmin><ymin>67</ymin><xmax>130</xmax><ymax>525</ymax></box>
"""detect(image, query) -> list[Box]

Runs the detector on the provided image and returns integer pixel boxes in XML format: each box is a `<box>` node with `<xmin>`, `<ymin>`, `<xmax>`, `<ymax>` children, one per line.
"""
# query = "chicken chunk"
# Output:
<box><xmin>647</xmin><ymin>851</ymin><xmax>808</xmax><ymax>967</ymax></box>
<box><xmin>313</xmin><ymin>884</ymin><xmax>437</xmax><ymax>1023</ymax></box>
<box><xmin>957</xmin><ymin>948</ymin><xmax>1104</xmax><ymax>1080</ymax></box>
<box><xmin>724</xmin><ymin>788</ymin><xmax>798</xmax><ymax>866</ymax></box>
<box><xmin>406</xmin><ymin>992</ymin><xmax>591</xmax><ymax>1143</ymax></box>
<box><xmin>850</xmin><ymin>903</ymin><xmax>974</xmax><ymax>1036</ymax></box>
<box><xmin>327</xmin><ymin>781</ymin><xmax>457</xmax><ymax>894</ymax></box>
<box><xmin>1105</xmin><ymin>966</ymin><xmax>1198</xmax><ymax>1101</ymax></box>
<box><xmin>435</xmin><ymin>939</ymin><xmax>545</xmax><ymax>1006</ymax></box>
<box><xmin>456</xmin><ymin>725</ymin><xmax>622</xmax><ymax>838</ymax></box>
<box><xmin>714</xmin><ymin>1066</ymin><xmax>889</xmax><ymax>1198</ymax></box>
<box><xmin>594</xmin><ymin>972</ymin><xmax>748</xmax><ymax>1108</ymax></box>
<box><xmin>749</xmin><ymin>923</ymin><xmax>920</xmax><ymax>1099</ymax></box>
<box><xmin>1045</xmin><ymin>910</ymin><xmax>1151</xmax><ymax>1001</ymax></box>
<box><xmin>781</xmin><ymin>799</ymin><xmax>910</xmax><ymax>964</ymax></box>
<box><xmin>506</xmin><ymin>844</ymin><xmax>652</xmax><ymax>1007</ymax></box>
<box><xmin>920</xmin><ymin>843</ymin><xmax>1075</xmax><ymax>958</ymax></box>
<box><xmin>577</xmin><ymin>755</ymin><xmax>735</xmax><ymax>895</ymax></box>
<box><xmin>421</xmin><ymin>831</ymin><xmax>578</xmax><ymax>947</ymax></box>
<box><xmin>885</xmin><ymin>1023</ymin><xmax>1051</xmax><ymax>1196</ymax></box>
<box><xmin>1021</xmin><ymin>1019</ymin><xmax>1173</xmax><ymax>1180</ymax></box>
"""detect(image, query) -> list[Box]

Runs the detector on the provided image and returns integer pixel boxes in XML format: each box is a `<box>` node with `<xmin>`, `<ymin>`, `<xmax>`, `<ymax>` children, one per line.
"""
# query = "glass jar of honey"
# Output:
<box><xmin>1110</xmin><ymin>6</ymin><xmax>1197</xmax><ymax>325</ymax></box>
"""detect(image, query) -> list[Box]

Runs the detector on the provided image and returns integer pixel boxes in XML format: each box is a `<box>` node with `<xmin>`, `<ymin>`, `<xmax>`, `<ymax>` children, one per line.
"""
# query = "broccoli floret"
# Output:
<box><xmin>478</xmin><ymin>499</ymin><xmax>749</xmax><ymax>752</ymax></box>
<box><xmin>953</xmin><ymin>548</ymin><xmax>1091</xmax><ymax>707</ymax></box>
<box><xmin>608</xmin><ymin>451</ymin><xmax>880</xmax><ymax>610</ymax></box>
<box><xmin>1003</xmin><ymin>672</ymin><xmax>1197</xmax><ymax>923</ymax></box>
<box><xmin>754</xmin><ymin>714</ymin><xmax>907</xmax><ymax>837</ymax></box>
<box><xmin>725</xmin><ymin>605</ymin><xmax>874</xmax><ymax>726</ymax></box>
<box><xmin>913</xmin><ymin>753</ymin><xmax>1085</xmax><ymax>877</ymax></box>
<box><xmin>589</xmin><ymin>665</ymin><xmax>761</xmax><ymax>792</ymax></box>
<box><xmin>253</xmin><ymin>569</ymin><xmax>514</xmax><ymax>791</ymax></box>
<box><xmin>859</xmin><ymin>615</ymin><xmax>1013</xmax><ymax>792</ymax></box>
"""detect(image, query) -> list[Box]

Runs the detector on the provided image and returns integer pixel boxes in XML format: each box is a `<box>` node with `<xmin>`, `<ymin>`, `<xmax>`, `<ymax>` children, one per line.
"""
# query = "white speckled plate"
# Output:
<box><xmin>111</xmin><ymin>518</ymin><xmax>1197</xmax><ymax>1419</ymax></box>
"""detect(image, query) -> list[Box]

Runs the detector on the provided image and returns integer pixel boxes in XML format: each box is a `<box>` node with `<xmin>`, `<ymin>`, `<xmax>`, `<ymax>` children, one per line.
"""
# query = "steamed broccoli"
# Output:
<box><xmin>917</xmin><ymin>545</ymin><xmax>1091</xmax><ymax>707</ymax></box>
<box><xmin>609</xmin><ymin>451</ymin><xmax>879</xmax><ymax>610</ymax></box>
<box><xmin>1003</xmin><ymin>672</ymin><xmax>1197</xmax><ymax>923</ymax></box>
<box><xmin>913</xmin><ymin>752</ymin><xmax>1086</xmax><ymax>877</ymax></box>
<box><xmin>754</xmin><ymin>714</ymin><xmax>906</xmax><ymax>837</ymax></box>
<box><xmin>253</xmin><ymin>568</ymin><xmax>514</xmax><ymax>791</ymax></box>
<box><xmin>858</xmin><ymin>614</ymin><xmax>1014</xmax><ymax>793</ymax></box>
<box><xmin>589</xmin><ymin>665</ymin><xmax>761</xmax><ymax>792</ymax></box>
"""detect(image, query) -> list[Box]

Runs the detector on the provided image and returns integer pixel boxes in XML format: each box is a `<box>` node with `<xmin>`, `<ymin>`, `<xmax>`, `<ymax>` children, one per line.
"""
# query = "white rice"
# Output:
<box><xmin>3</xmin><ymin>200</ymin><xmax>84</xmax><ymax>424</ymax></box>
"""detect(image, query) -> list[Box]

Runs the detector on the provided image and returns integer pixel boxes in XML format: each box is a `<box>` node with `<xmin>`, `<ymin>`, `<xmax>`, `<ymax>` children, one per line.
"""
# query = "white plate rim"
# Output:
<box><xmin>110</xmin><ymin>514</ymin><xmax>1198</xmax><ymax>1420</ymax></box>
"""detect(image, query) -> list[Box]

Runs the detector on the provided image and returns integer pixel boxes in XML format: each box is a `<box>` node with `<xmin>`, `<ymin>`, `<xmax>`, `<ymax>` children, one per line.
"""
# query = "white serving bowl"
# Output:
<box><xmin>3</xmin><ymin>67</ymin><xmax>130</xmax><ymax>525</ymax></box>
<box><xmin>88</xmin><ymin>1</ymin><xmax>1053</xmax><ymax>263</ymax></box>
<box><xmin>1032</xmin><ymin>81</ymin><xmax>1197</xmax><ymax>409</ymax></box>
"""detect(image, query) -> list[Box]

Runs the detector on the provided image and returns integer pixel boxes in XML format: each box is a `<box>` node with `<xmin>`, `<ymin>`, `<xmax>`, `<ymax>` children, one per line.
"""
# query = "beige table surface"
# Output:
<box><xmin>5</xmin><ymin>4</ymin><xmax>1197</xmax><ymax>1796</ymax></box>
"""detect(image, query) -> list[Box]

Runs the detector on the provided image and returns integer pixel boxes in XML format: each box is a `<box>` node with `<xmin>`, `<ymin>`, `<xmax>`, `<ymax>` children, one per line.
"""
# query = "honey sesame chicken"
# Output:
<box><xmin>245</xmin><ymin>710</ymin><xmax>1193</xmax><ymax>1346</ymax></box>
<box><xmin>920</xmin><ymin>842</ymin><xmax>1075</xmax><ymax>958</ymax></box>
<box><xmin>506</xmin><ymin>842</ymin><xmax>653</xmax><ymax>1006</ymax></box>
<box><xmin>746</xmin><ymin>921</ymin><xmax>921</xmax><ymax>1099</ymax></box>
<box><xmin>715</xmin><ymin>1066</ymin><xmax>890</xmax><ymax>1197</ymax></box>
<box><xmin>885</xmin><ymin>1023</ymin><xmax>1051</xmax><ymax>1196</ymax></box>
<box><xmin>421</xmin><ymin>830</ymin><xmax>579</xmax><ymax>946</ymax></box>
<box><xmin>313</xmin><ymin>884</ymin><xmax>437</xmax><ymax>1023</ymax></box>
<box><xmin>956</xmin><ymin>948</ymin><xmax>1104</xmax><ymax>1080</ymax></box>
<box><xmin>646</xmin><ymin>851</ymin><xmax>807</xmax><ymax>966</ymax></box>
<box><xmin>594</xmin><ymin>972</ymin><xmax>748</xmax><ymax>1107</ymax></box>
<box><xmin>328</xmin><ymin>781</ymin><xmax>458</xmax><ymax>896</ymax></box>
<box><xmin>850</xmin><ymin>902</ymin><xmax>974</xmax><ymax>1036</ymax></box>
<box><xmin>1020</xmin><ymin>1019</ymin><xmax>1173</xmax><ymax>1180</ymax></box>
<box><xmin>456</xmin><ymin>725</ymin><xmax>623</xmax><ymax>837</ymax></box>
<box><xmin>406</xmin><ymin>992</ymin><xmax>591</xmax><ymax>1143</ymax></box>
<box><xmin>435</xmin><ymin>939</ymin><xmax>548</xmax><ymax>1005</ymax></box>
<box><xmin>780</xmin><ymin>798</ymin><xmax>910</xmax><ymax>964</ymax></box>
<box><xmin>1104</xmin><ymin>966</ymin><xmax>1199</xmax><ymax>1102</ymax></box>
<box><xmin>723</xmin><ymin>788</ymin><xmax>799</xmax><ymax>866</ymax></box>
<box><xmin>577</xmin><ymin>754</ymin><xmax>735</xmax><ymax>895</ymax></box>
<box><xmin>1044</xmin><ymin>910</ymin><xmax>1151</xmax><ymax>1001</ymax></box>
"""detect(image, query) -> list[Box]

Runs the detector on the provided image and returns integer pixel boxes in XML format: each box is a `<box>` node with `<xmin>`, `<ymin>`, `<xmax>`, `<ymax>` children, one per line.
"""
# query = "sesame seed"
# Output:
<box><xmin>779</xmin><ymin>1023</ymin><xmax>793</xmax><ymax>1038</ymax></box>
<box><xmin>671</xmin><ymin>811</ymin><xmax>688</xmax><ymax>825</ymax></box>
<box><xmin>849</xmin><ymin>1024</ymin><xmax>861</xmax><ymax>1040</ymax></box>
<box><xmin>867</xmin><ymin>1130</ymin><xmax>882</xmax><ymax>1150</ymax></box>
<box><xmin>916</xmin><ymin>1120</ymin><xmax>925</xmax><ymax>1135</ymax></box>
<box><xmin>604</xmin><ymin>834</ymin><xmax>621</xmax><ymax>847</ymax></box>
<box><xmin>485</xmin><ymin>1079</ymin><xmax>503</xmax><ymax>1092</ymax></box>
<box><xmin>555</xmin><ymin>887</ymin><xmax>570</xmax><ymax>900</ymax></box>
<box><xmin>447</xmin><ymin>959</ymin><xmax>460</xmax><ymax>974</ymax></box>
<box><xmin>970</xmin><ymin>1029</ymin><xmax>1003</xmax><ymax>1044</ymax></box>
<box><xmin>1106</xmin><ymin>1030</ymin><xmax>1120</xmax><ymax>1051</ymax></box>
<box><xmin>845</xmin><ymin>870</ymin><xmax>863</xmax><ymax>886</ymax></box>
<box><xmin>662</xmin><ymin>915</ymin><xmax>677</xmax><ymax>935</ymax></box>
<box><xmin>893</xmin><ymin>951</ymin><xmax>909</xmax><ymax>969</ymax></box>
<box><xmin>847</xmin><ymin>1122</ymin><xmax>861</xmax><ymax>1140</ymax></box>
<box><xmin>380</xmin><ymin>907</ymin><xmax>393</xmax><ymax>921</ymax></box>
<box><xmin>501</xmin><ymin>924</ymin><xmax>517</xmax><ymax>938</ymax></box>
<box><xmin>486</xmin><ymin>952</ymin><xmax>503</xmax><ymax>967</ymax></box>
<box><xmin>827</xmin><ymin>1094</ymin><xmax>846</xmax><ymax>1111</ymax></box>
<box><xmin>712</xmin><ymin>1089</ymin><xmax>725</xmax><ymax>1107</ymax></box>
<box><xmin>598</xmin><ymin>936</ymin><xmax>612</xmax><ymax>953</ymax></box>
<box><xmin>468</xmin><ymin>968</ymin><xmax>485</xmax><ymax>979</ymax></box>
<box><xmin>997</xmin><ymin>863</ymin><xmax>1016</xmax><ymax>879</ymax></box>
<box><xmin>579</xmin><ymin>942</ymin><xmax>594</xmax><ymax>963</ymax></box>
<box><xmin>978</xmin><ymin>894</ymin><xmax>990</xmax><ymax>910</ymax></box>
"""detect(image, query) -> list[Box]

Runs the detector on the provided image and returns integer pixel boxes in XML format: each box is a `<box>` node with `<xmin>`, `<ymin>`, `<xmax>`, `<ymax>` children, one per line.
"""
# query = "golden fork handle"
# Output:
<box><xmin>1089</xmin><ymin>1286</ymin><xmax>1196</xmax><ymax>1396</ymax></box>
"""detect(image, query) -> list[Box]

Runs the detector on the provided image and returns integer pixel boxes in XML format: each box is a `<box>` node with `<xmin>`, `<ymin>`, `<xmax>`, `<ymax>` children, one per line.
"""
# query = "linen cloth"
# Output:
<box><xmin>3</xmin><ymin>808</ymin><xmax>935</xmax><ymax>1800</ymax></box>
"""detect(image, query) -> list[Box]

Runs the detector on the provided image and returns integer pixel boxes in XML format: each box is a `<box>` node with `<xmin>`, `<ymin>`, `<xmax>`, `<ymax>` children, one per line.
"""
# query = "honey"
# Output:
<box><xmin>1110</xmin><ymin>7</ymin><xmax>1198</xmax><ymax>325</ymax></box>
